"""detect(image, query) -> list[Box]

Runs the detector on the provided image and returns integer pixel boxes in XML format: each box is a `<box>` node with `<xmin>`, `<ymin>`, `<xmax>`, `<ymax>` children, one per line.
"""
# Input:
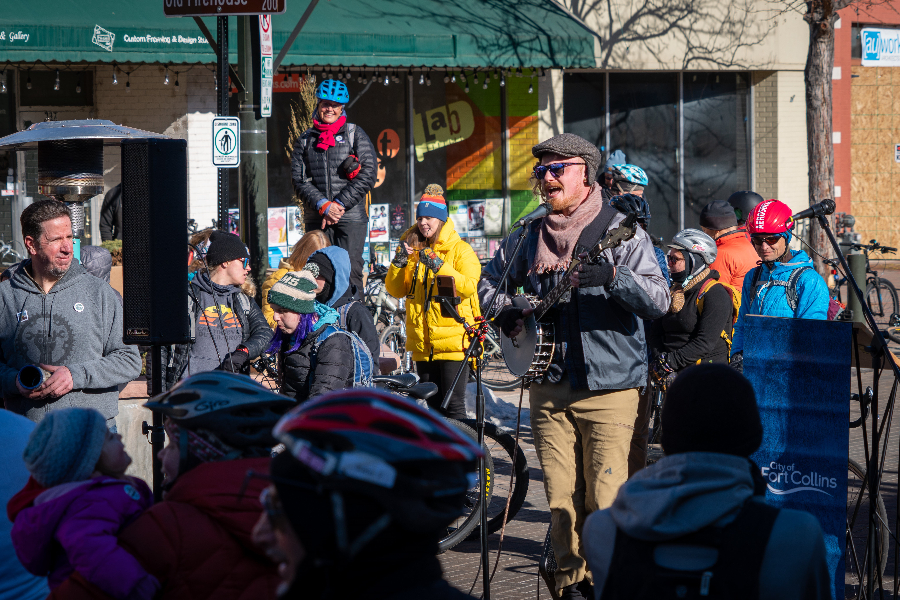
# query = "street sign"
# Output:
<box><xmin>212</xmin><ymin>117</ymin><xmax>240</xmax><ymax>167</ymax></box>
<box><xmin>260</xmin><ymin>15</ymin><xmax>273</xmax><ymax>117</ymax></box>
<box><xmin>164</xmin><ymin>0</ymin><xmax>286</xmax><ymax>17</ymax></box>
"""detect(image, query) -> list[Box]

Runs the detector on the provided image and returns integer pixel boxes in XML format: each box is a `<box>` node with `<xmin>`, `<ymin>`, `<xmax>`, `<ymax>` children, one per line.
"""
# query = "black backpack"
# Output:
<box><xmin>600</xmin><ymin>499</ymin><xmax>780</xmax><ymax>600</ymax></box>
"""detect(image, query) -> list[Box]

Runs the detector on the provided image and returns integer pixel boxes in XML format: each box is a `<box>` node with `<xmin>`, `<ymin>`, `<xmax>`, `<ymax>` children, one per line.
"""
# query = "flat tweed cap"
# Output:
<box><xmin>532</xmin><ymin>133</ymin><xmax>602</xmax><ymax>183</ymax></box>
<box><xmin>267</xmin><ymin>270</ymin><xmax>318</xmax><ymax>315</ymax></box>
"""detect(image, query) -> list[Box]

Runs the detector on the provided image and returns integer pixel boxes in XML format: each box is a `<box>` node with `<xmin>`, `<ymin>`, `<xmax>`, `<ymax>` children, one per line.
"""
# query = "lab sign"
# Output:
<box><xmin>213</xmin><ymin>117</ymin><xmax>240</xmax><ymax>167</ymax></box>
<box><xmin>862</xmin><ymin>28</ymin><xmax>900</xmax><ymax>67</ymax></box>
<box><xmin>164</xmin><ymin>0</ymin><xmax>286</xmax><ymax>17</ymax></box>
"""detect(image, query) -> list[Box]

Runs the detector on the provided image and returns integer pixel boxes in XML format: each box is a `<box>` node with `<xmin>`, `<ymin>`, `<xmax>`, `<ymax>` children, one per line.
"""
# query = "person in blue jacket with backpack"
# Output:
<box><xmin>266</xmin><ymin>270</ymin><xmax>372</xmax><ymax>403</ymax></box>
<box><xmin>730</xmin><ymin>199</ymin><xmax>829</xmax><ymax>372</ymax></box>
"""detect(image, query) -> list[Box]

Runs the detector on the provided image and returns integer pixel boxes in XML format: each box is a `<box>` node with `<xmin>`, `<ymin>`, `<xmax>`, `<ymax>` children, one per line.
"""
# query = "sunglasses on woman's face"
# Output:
<box><xmin>750</xmin><ymin>235</ymin><xmax>783</xmax><ymax>247</ymax></box>
<box><xmin>533</xmin><ymin>162</ymin><xmax>586</xmax><ymax>180</ymax></box>
<box><xmin>666</xmin><ymin>254</ymin><xmax>684</xmax><ymax>264</ymax></box>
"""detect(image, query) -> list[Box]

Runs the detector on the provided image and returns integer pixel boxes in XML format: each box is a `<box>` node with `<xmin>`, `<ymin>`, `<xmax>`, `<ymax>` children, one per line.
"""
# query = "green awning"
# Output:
<box><xmin>0</xmin><ymin>0</ymin><xmax>595</xmax><ymax>68</ymax></box>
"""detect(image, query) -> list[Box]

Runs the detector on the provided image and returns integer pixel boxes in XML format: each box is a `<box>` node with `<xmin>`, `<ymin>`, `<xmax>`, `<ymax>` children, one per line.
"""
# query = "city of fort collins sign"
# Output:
<box><xmin>164</xmin><ymin>0</ymin><xmax>285</xmax><ymax>17</ymax></box>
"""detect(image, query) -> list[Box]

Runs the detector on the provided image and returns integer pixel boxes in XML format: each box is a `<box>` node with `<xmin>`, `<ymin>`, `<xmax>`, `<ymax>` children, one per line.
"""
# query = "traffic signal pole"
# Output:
<box><xmin>237</xmin><ymin>16</ymin><xmax>268</xmax><ymax>301</ymax></box>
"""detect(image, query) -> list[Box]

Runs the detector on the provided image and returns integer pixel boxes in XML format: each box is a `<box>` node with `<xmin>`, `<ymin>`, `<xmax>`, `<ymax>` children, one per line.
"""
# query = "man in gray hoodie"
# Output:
<box><xmin>0</xmin><ymin>200</ymin><xmax>141</xmax><ymax>425</ymax></box>
<box><xmin>584</xmin><ymin>364</ymin><xmax>830</xmax><ymax>600</ymax></box>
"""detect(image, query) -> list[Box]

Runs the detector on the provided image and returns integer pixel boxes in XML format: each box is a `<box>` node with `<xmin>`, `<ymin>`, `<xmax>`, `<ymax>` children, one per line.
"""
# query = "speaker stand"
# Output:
<box><xmin>143</xmin><ymin>344</ymin><xmax>165</xmax><ymax>501</ymax></box>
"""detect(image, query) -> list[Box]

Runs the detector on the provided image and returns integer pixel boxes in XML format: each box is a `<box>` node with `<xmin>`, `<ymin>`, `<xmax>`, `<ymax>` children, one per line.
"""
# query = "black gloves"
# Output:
<box><xmin>494</xmin><ymin>306</ymin><xmax>524</xmax><ymax>337</ymax></box>
<box><xmin>575</xmin><ymin>260</ymin><xmax>615</xmax><ymax>289</ymax></box>
<box><xmin>730</xmin><ymin>351</ymin><xmax>744</xmax><ymax>374</ymax></box>
<box><xmin>649</xmin><ymin>352</ymin><xmax>676</xmax><ymax>385</ymax></box>
<box><xmin>391</xmin><ymin>244</ymin><xmax>409</xmax><ymax>269</ymax></box>
<box><xmin>418</xmin><ymin>248</ymin><xmax>445</xmax><ymax>274</ymax></box>
<box><xmin>340</xmin><ymin>155</ymin><xmax>361</xmax><ymax>179</ymax></box>
<box><xmin>220</xmin><ymin>347</ymin><xmax>250</xmax><ymax>373</ymax></box>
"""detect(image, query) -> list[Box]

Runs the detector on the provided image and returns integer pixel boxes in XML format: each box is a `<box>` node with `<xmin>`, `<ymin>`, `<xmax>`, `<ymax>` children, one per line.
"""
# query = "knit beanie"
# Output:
<box><xmin>604</xmin><ymin>149</ymin><xmax>626</xmax><ymax>171</ymax></box>
<box><xmin>532</xmin><ymin>133</ymin><xmax>602</xmax><ymax>184</ymax></box>
<box><xmin>205</xmin><ymin>231</ymin><xmax>249</xmax><ymax>267</ymax></box>
<box><xmin>662</xmin><ymin>364</ymin><xmax>763</xmax><ymax>458</ymax></box>
<box><xmin>699</xmin><ymin>200</ymin><xmax>738</xmax><ymax>231</ymax></box>
<box><xmin>23</xmin><ymin>408</ymin><xmax>108</xmax><ymax>487</ymax></box>
<box><xmin>416</xmin><ymin>184</ymin><xmax>448</xmax><ymax>222</ymax></box>
<box><xmin>305</xmin><ymin>253</ymin><xmax>336</xmax><ymax>305</ymax></box>
<box><xmin>267</xmin><ymin>270</ymin><xmax>318</xmax><ymax>315</ymax></box>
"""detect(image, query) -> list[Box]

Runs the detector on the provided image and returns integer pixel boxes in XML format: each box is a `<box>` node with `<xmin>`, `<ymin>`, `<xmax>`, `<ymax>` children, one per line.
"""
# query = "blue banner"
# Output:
<box><xmin>744</xmin><ymin>315</ymin><xmax>851</xmax><ymax>600</ymax></box>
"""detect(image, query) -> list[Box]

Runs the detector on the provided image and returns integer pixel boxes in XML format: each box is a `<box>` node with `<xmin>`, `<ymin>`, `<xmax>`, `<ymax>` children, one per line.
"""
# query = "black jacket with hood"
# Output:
<box><xmin>290</xmin><ymin>120</ymin><xmax>377</xmax><ymax>224</ymax></box>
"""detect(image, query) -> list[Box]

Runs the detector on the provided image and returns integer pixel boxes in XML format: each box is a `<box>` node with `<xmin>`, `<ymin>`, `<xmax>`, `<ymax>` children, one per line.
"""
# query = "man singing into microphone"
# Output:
<box><xmin>478</xmin><ymin>134</ymin><xmax>669</xmax><ymax>600</ymax></box>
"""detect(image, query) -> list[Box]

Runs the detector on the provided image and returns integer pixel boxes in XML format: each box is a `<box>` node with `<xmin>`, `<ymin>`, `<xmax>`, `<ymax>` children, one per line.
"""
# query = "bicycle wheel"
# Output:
<box><xmin>480</xmin><ymin>326</ymin><xmax>524</xmax><ymax>391</ymax></box>
<box><xmin>646</xmin><ymin>385</ymin><xmax>665</xmax><ymax>466</ymax></box>
<box><xmin>845</xmin><ymin>458</ymin><xmax>889</xmax><ymax>595</ymax></box>
<box><xmin>379</xmin><ymin>325</ymin><xmax>415</xmax><ymax>375</ymax></box>
<box><xmin>439</xmin><ymin>418</ymin><xmax>494</xmax><ymax>553</ymax></box>
<box><xmin>456</xmin><ymin>419</ymin><xmax>529</xmax><ymax>537</ymax></box>
<box><xmin>865</xmin><ymin>279</ymin><xmax>899</xmax><ymax>328</ymax></box>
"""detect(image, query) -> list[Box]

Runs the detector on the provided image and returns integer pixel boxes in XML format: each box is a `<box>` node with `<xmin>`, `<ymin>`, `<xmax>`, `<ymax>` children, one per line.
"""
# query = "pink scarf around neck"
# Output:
<box><xmin>531</xmin><ymin>183</ymin><xmax>605</xmax><ymax>274</ymax></box>
<box><xmin>313</xmin><ymin>115</ymin><xmax>347</xmax><ymax>150</ymax></box>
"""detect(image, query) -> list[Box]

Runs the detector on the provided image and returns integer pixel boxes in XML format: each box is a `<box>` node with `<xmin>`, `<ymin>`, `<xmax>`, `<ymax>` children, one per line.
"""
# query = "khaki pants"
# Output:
<box><xmin>530</xmin><ymin>377</ymin><xmax>647</xmax><ymax>591</ymax></box>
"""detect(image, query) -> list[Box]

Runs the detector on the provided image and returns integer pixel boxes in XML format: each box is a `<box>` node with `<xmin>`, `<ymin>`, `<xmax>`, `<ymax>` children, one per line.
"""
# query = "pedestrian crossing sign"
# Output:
<box><xmin>212</xmin><ymin>117</ymin><xmax>240</xmax><ymax>168</ymax></box>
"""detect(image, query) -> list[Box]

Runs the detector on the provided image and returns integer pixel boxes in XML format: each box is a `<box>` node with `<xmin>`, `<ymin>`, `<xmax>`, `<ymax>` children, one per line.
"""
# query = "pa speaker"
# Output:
<box><xmin>121</xmin><ymin>138</ymin><xmax>191</xmax><ymax>345</ymax></box>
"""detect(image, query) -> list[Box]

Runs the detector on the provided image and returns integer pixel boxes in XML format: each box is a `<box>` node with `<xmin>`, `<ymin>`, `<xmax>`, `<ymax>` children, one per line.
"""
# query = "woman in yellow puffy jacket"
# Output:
<box><xmin>385</xmin><ymin>185</ymin><xmax>481</xmax><ymax>419</ymax></box>
<box><xmin>261</xmin><ymin>229</ymin><xmax>329</xmax><ymax>327</ymax></box>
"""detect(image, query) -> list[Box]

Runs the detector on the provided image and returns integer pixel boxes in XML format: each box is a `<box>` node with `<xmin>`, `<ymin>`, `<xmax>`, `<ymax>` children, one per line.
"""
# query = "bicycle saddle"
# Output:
<box><xmin>404</xmin><ymin>382</ymin><xmax>438</xmax><ymax>401</ymax></box>
<box><xmin>373</xmin><ymin>373</ymin><xmax>419</xmax><ymax>388</ymax></box>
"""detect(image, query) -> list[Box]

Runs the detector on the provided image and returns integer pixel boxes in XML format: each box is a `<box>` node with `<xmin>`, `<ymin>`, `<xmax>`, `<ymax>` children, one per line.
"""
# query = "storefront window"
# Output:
<box><xmin>413</xmin><ymin>71</ymin><xmax>503</xmax><ymax>259</ymax></box>
<box><xmin>683</xmin><ymin>72</ymin><xmax>750</xmax><ymax>226</ymax></box>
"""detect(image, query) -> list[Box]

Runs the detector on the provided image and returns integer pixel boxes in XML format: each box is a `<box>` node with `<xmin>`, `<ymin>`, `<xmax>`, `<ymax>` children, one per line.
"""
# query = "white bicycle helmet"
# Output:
<box><xmin>668</xmin><ymin>229</ymin><xmax>717</xmax><ymax>282</ymax></box>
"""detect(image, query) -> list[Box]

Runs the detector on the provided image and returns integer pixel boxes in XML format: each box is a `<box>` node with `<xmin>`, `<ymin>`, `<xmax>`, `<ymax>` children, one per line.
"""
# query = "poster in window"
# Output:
<box><xmin>286</xmin><ymin>206</ymin><xmax>303</xmax><ymax>248</ymax></box>
<box><xmin>267</xmin><ymin>207</ymin><xmax>287</xmax><ymax>247</ymax></box>
<box><xmin>484</xmin><ymin>198</ymin><xmax>504</xmax><ymax>236</ymax></box>
<box><xmin>468</xmin><ymin>201</ymin><xmax>485</xmax><ymax>237</ymax></box>
<box><xmin>449</xmin><ymin>201</ymin><xmax>468</xmax><ymax>238</ymax></box>
<box><xmin>468</xmin><ymin>236</ymin><xmax>487</xmax><ymax>259</ymax></box>
<box><xmin>489</xmin><ymin>238</ymin><xmax>502</xmax><ymax>260</ymax></box>
<box><xmin>369</xmin><ymin>203</ymin><xmax>390</xmax><ymax>242</ymax></box>
<box><xmin>391</xmin><ymin>204</ymin><xmax>407</xmax><ymax>237</ymax></box>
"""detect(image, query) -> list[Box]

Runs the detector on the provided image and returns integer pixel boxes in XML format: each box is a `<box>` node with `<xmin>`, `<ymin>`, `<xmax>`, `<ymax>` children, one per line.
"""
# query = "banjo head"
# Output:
<box><xmin>501</xmin><ymin>296</ymin><xmax>539</xmax><ymax>377</ymax></box>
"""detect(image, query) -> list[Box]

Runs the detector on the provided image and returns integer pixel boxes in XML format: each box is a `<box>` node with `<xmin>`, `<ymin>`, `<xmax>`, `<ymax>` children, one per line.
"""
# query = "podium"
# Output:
<box><xmin>744</xmin><ymin>315</ymin><xmax>851</xmax><ymax>600</ymax></box>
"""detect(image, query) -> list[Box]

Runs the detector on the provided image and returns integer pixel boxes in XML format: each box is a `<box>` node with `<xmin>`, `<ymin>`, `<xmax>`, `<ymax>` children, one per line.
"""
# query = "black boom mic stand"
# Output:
<box><xmin>796</xmin><ymin>199</ymin><xmax>900</xmax><ymax>598</ymax></box>
<box><xmin>438</xmin><ymin>224</ymin><xmax>530</xmax><ymax>600</ymax></box>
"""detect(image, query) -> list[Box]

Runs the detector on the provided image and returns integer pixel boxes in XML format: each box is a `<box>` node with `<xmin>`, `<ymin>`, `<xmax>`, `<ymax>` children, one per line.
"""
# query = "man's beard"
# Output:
<box><xmin>46</xmin><ymin>261</ymin><xmax>70</xmax><ymax>278</ymax></box>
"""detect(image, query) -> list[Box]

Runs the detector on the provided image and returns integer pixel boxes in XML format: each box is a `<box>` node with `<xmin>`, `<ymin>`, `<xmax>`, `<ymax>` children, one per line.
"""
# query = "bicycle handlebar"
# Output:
<box><xmin>849</xmin><ymin>240</ymin><xmax>897</xmax><ymax>254</ymax></box>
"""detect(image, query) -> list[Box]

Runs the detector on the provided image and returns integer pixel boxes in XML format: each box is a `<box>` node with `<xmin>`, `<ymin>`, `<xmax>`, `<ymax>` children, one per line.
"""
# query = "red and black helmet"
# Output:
<box><xmin>746</xmin><ymin>199</ymin><xmax>794</xmax><ymax>235</ymax></box>
<box><xmin>273</xmin><ymin>388</ymin><xmax>482</xmax><ymax>533</ymax></box>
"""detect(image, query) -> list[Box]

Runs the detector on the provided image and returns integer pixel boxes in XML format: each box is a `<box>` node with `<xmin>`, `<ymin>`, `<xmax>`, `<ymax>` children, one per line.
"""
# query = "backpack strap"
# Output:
<box><xmin>785</xmin><ymin>266</ymin><xmax>812</xmax><ymax>313</ymax></box>
<box><xmin>573</xmin><ymin>201</ymin><xmax>620</xmax><ymax>258</ymax></box>
<box><xmin>338</xmin><ymin>301</ymin><xmax>355</xmax><ymax>330</ymax></box>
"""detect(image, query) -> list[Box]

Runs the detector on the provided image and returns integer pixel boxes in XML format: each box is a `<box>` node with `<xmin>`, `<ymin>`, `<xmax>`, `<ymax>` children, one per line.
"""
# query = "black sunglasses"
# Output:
<box><xmin>750</xmin><ymin>235</ymin><xmax>783</xmax><ymax>247</ymax></box>
<box><xmin>533</xmin><ymin>162</ymin><xmax>586</xmax><ymax>180</ymax></box>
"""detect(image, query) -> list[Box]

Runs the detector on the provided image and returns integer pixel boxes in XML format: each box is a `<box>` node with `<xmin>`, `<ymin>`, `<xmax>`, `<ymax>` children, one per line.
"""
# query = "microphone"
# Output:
<box><xmin>791</xmin><ymin>199</ymin><xmax>836</xmax><ymax>221</ymax></box>
<box><xmin>513</xmin><ymin>203</ymin><xmax>551</xmax><ymax>229</ymax></box>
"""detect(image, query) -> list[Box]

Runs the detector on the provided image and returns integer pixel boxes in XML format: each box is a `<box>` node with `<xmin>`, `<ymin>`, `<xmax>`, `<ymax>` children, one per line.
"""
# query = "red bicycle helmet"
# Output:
<box><xmin>747</xmin><ymin>199</ymin><xmax>794</xmax><ymax>235</ymax></box>
<box><xmin>273</xmin><ymin>388</ymin><xmax>482</xmax><ymax>535</ymax></box>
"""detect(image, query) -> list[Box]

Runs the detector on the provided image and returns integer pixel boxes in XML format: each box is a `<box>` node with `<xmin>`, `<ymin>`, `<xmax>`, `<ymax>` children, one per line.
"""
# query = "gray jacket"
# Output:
<box><xmin>479</xmin><ymin>204</ymin><xmax>669</xmax><ymax>391</ymax></box>
<box><xmin>584</xmin><ymin>453</ymin><xmax>831</xmax><ymax>600</ymax></box>
<box><xmin>0</xmin><ymin>261</ymin><xmax>141</xmax><ymax>421</ymax></box>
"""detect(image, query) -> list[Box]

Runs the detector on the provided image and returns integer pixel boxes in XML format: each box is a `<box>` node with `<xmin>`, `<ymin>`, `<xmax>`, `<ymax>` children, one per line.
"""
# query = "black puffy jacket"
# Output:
<box><xmin>280</xmin><ymin>325</ymin><xmax>355</xmax><ymax>403</ymax></box>
<box><xmin>647</xmin><ymin>270</ymin><xmax>733</xmax><ymax>370</ymax></box>
<box><xmin>291</xmin><ymin>121</ymin><xmax>377</xmax><ymax>224</ymax></box>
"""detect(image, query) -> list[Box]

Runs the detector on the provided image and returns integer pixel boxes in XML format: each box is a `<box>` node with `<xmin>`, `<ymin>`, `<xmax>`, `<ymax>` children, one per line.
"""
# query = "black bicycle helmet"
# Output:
<box><xmin>145</xmin><ymin>372</ymin><xmax>295</xmax><ymax>477</ymax></box>
<box><xmin>727</xmin><ymin>190</ymin><xmax>764</xmax><ymax>226</ymax></box>
<box><xmin>610</xmin><ymin>193</ymin><xmax>651</xmax><ymax>224</ymax></box>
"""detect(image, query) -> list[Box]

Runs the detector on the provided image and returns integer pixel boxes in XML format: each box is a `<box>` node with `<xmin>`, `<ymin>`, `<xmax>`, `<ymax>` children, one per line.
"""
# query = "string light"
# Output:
<box><xmin>26</xmin><ymin>71</ymin><xmax>32</xmax><ymax>90</ymax></box>
<box><xmin>500</xmin><ymin>71</ymin><xmax>506</xmax><ymax>87</ymax></box>
<box><xmin>473</xmin><ymin>72</ymin><xmax>479</xmax><ymax>85</ymax></box>
<box><xmin>175</xmin><ymin>71</ymin><xmax>180</xmax><ymax>87</ymax></box>
<box><xmin>493</xmin><ymin>69</ymin><xmax>499</xmax><ymax>79</ymax></box>
<box><xmin>444</xmin><ymin>71</ymin><xmax>450</xmax><ymax>84</ymax></box>
<box><xmin>392</xmin><ymin>69</ymin><xmax>400</xmax><ymax>84</ymax></box>
<box><xmin>0</xmin><ymin>71</ymin><xmax>6</xmax><ymax>94</ymax></box>
<box><xmin>53</xmin><ymin>69</ymin><xmax>60</xmax><ymax>91</ymax></box>
<box><xmin>426</xmin><ymin>70</ymin><xmax>431</xmax><ymax>86</ymax></box>
<box><xmin>112</xmin><ymin>68</ymin><xmax>118</xmax><ymax>85</ymax></box>
<box><xmin>516</xmin><ymin>67</ymin><xmax>523</xmax><ymax>77</ymax></box>
<box><xmin>126</xmin><ymin>72</ymin><xmax>130</xmax><ymax>92</ymax></box>
<box><xmin>450</xmin><ymin>71</ymin><xmax>456</xmax><ymax>83</ymax></box>
<box><xmin>76</xmin><ymin>75</ymin><xmax>82</xmax><ymax>94</ymax></box>
<box><xmin>419</xmin><ymin>72</ymin><xmax>425</xmax><ymax>85</ymax></box>
<box><xmin>164</xmin><ymin>66</ymin><xmax>170</xmax><ymax>85</ymax></box>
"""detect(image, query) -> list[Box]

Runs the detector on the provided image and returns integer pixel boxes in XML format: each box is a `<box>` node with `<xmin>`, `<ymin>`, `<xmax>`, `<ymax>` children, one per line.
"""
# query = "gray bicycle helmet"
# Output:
<box><xmin>668</xmin><ymin>229</ymin><xmax>717</xmax><ymax>282</ymax></box>
<box><xmin>145</xmin><ymin>371</ymin><xmax>295</xmax><ymax>476</ymax></box>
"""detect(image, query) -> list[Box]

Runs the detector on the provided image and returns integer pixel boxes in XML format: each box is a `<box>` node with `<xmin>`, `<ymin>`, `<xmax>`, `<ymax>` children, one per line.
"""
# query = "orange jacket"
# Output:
<box><xmin>709</xmin><ymin>230</ymin><xmax>759</xmax><ymax>289</ymax></box>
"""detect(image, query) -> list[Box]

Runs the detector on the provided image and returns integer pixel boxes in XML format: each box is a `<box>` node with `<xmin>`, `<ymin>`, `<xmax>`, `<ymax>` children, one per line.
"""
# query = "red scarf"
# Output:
<box><xmin>313</xmin><ymin>115</ymin><xmax>347</xmax><ymax>151</ymax></box>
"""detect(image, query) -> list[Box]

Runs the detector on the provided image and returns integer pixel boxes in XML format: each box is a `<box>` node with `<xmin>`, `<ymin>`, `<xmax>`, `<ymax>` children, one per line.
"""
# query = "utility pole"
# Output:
<box><xmin>216</xmin><ymin>16</ymin><xmax>230</xmax><ymax>230</ymax></box>
<box><xmin>237</xmin><ymin>16</ymin><xmax>268</xmax><ymax>301</ymax></box>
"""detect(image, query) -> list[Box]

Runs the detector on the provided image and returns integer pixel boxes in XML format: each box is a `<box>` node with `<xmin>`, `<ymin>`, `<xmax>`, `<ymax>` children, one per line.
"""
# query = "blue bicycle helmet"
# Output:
<box><xmin>316</xmin><ymin>79</ymin><xmax>350</xmax><ymax>104</ymax></box>
<box><xmin>607</xmin><ymin>163</ymin><xmax>649</xmax><ymax>187</ymax></box>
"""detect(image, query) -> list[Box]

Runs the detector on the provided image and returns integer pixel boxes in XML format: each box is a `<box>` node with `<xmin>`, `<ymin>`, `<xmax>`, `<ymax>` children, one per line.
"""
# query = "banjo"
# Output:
<box><xmin>501</xmin><ymin>213</ymin><xmax>638</xmax><ymax>379</ymax></box>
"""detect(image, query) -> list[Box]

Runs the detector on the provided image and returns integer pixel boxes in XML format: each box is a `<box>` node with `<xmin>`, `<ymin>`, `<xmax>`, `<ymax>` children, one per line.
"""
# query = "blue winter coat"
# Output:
<box><xmin>731</xmin><ymin>249</ymin><xmax>829</xmax><ymax>355</ymax></box>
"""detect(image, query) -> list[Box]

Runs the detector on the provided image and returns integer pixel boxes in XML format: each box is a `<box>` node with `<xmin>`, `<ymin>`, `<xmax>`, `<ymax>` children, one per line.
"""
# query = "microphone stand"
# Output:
<box><xmin>437</xmin><ymin>224</ymin><xmax>530</xmax><ymax>600</ymax></box>
<box><xmin>812</xmin><ymin>205</ymin><xmax>900</xmax><ymax>598</ymax></box>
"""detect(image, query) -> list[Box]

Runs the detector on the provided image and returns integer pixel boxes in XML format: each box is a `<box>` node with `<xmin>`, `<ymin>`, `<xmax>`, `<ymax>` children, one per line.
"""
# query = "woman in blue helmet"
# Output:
<box><xmin>291</xmin><ymin>79</ymin><xmax>377</xmax><ymax>294</ymax></box>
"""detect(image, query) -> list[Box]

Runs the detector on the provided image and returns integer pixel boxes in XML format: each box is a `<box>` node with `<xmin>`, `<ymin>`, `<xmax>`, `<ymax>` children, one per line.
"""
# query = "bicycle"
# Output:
<box><xmin>0</xmin><ymin>239</ymin><xmax>24</xmax><ymax>266</ymax></box>
<box><xmin>831</xmin><ymin>240</ymin><xmax>899</xmax><ymax>328</ymax></box>
<box><xmin>373</xmin><ymin>373</ymin><xmax>529</xmax><ymax>553</ymax></box>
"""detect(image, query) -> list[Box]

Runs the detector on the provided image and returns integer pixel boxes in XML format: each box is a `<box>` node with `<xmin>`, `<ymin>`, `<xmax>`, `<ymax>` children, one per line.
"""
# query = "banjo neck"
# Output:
<box><xmin>532</xmin><ymin>212</ymin><xmax>638</xmax><ymax>322</ymax></box>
